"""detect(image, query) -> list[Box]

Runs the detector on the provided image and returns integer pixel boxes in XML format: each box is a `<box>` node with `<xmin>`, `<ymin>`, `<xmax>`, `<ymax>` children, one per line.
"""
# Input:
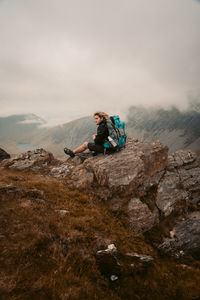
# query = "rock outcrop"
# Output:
<box><xmin>1</xmin><ymin>139</ymin><xmax>199</xmax><ymax>262</ymax></box>
<box><xmin>0</xmin><ymin>148</ymin><xmax>10</xmax><ymax>162</ymax></box>
<box><xmin>67</xmin><ymin>141</ymin><xmax>200</xmax><ymax>261</ymax></box>
<box><xmin>64</xmin><ymin>139</ymin><xmax>169</xmax><ymax>235</ymax></box>
<box><xmin>69</xmin><ymin>139</ymin><xmax>168</xmax><ymax>195</ymax></box>
<box><xmin>0</xmin><ymin>148</ymin><xmax>57</xmax><ymax>170</ymax></box>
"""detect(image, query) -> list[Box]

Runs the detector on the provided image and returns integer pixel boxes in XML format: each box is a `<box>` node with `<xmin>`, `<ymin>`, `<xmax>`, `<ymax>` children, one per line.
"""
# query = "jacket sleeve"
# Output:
<box><xmin>94</xmin><ymin>122</ymin><xmax>108</xmax><ymax>145</ymax></box>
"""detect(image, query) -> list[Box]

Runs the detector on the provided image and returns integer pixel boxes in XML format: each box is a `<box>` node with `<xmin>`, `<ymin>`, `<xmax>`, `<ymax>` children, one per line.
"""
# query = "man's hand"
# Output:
<box><xmin>92</xmin><ymin>134</ymin><xmax>97</xmax><ymax>140</ymax></box>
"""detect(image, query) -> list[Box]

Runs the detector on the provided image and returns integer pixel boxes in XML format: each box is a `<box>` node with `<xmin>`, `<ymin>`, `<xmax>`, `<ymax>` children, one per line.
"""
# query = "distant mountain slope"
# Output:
<box><xmin>31</xmin><ymin>116</ymin><xmax>96</xmax><ymax>157</ymax></box>
<box><xmin>0</xmin><ymin>114</ymin><xmax>96</xmax><ymax>157</ymax></box>
<box><xmin>126</xmin><ymin>106</ymin><xmax>200</xmax><ymax>153</ymax></box>
<box><xmin>0</xmin><ymin>114</ymin><xmax>45</xmax><ymax>142</ymax></box>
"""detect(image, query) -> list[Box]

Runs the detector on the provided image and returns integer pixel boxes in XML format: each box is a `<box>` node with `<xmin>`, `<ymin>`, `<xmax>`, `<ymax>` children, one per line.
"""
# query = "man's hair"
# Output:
<box><xmin>93</xmin><ymin>111</ymin><xmax>109</xmax><ymax>120</ymax></box>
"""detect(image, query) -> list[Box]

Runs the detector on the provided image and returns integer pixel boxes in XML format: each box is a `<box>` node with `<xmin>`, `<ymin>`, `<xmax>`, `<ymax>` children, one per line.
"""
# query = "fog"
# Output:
<box><xmin>0</xmin><ymin>0</ymin><xmax>200</xmax><ymax>125</ymax></box>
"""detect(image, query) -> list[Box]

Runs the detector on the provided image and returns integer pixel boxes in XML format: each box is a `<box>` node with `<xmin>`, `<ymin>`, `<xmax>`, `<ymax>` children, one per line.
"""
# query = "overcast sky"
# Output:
<box><xmin>0</xmin><ymin>0</ymin><xmax>200</xmax><ymax>125</ymax></box>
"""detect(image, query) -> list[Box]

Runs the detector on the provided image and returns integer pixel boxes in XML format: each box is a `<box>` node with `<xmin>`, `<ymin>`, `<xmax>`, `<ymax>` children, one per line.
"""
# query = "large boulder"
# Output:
<box><xmin>0</xmin><ymin>148</ymin><xmax>10</xmax><ymax>162</ymax></box>
<box><xmin>63</xmin><ymin>139</ymin><xmax>169</xmax><ymax>234</ymax></box>
<box><xmin>69</xmin><ymin>139</ymin><xmax>168</xmax><ymax>197</ymax></box>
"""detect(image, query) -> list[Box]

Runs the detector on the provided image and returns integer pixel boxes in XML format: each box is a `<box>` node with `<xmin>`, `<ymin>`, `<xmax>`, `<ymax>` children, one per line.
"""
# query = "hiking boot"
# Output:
<box><xmin>64</xmin><ymin>148</ymin><xmax>75</xmax><ymax>158</ymax></box>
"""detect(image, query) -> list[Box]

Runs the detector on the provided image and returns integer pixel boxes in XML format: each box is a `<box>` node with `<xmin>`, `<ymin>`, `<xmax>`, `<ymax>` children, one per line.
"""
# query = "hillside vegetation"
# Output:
<box><xmin>0</xmin><ymin>166</ymin><xmax>200</xmax><ymax>300</ymax></box>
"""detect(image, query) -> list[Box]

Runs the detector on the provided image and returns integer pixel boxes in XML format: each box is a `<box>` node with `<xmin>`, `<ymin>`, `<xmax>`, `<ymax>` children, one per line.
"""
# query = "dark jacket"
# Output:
<box><xmin>94</xmin><ymin>120</ymin><xmax>109</xmax><ymax>145</ymax></box>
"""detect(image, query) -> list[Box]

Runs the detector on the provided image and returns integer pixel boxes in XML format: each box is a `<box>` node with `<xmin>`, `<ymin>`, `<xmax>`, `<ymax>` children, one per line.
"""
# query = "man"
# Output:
<box><xmin>64</xmin><ymin>111</ymin><xmax>109</xmax><ymax>157</ymax></box>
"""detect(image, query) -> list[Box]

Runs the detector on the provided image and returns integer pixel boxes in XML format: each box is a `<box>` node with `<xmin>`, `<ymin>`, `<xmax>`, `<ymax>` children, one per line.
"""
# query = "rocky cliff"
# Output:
<box><xmin>0</xmin><ymin>140</ymin><xmax>200</xmax><ymax>299</ymax></box>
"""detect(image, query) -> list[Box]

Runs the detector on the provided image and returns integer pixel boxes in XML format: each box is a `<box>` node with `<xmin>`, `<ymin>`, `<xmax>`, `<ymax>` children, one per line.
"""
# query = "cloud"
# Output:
<box><xmin>0</xmin><ymin>0</ymin><xmax>200</xmax><ymax>125</ymax></box>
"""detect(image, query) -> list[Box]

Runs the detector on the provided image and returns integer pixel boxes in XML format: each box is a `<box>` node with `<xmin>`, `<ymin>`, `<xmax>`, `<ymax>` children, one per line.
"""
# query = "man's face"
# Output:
<box><xmin>94</xmin><ymin>115</ymin><xmax>103</xmax><ymax>125</ymax></box>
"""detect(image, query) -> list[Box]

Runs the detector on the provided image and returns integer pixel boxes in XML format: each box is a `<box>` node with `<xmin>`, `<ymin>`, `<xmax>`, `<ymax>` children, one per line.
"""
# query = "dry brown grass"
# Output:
<box><xmin>0</xmin><ymin>168</ymin><xmax>200</xmax><ymax>300</ymax></box>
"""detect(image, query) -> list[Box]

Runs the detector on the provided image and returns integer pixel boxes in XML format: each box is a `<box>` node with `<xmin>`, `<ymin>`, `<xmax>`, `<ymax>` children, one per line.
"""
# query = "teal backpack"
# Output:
<box><xmin>104</xmin><ymin>115</ymin><xmax>126</xmax><ymax>151</ymax></box>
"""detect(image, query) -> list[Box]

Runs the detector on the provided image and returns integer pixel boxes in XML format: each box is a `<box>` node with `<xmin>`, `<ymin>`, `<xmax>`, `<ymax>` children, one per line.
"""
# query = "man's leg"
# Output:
<box><xmin>64</xmin><ymin>142</ymin><xmax>88</xmax><ymax>157</ymax></box>
<box><xmin>87</xmin><ymin>143</ymin><xmax>104</xmax><ymax>155</ymax></box>
<box><xmin>73</xmin><ymin>142</ymin><xmax>88</xmax><ymax>154</ymax></box>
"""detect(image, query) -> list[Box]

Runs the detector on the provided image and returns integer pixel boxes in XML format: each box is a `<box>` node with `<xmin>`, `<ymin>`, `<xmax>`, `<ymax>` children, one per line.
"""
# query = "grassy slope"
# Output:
<box><xmin>0</xmin><ymin>169</ymin><xmax>200</xmax><ymax>300</ymax></box>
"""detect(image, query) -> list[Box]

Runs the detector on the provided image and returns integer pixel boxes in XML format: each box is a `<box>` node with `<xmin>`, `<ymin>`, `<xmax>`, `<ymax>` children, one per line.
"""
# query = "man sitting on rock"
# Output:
<box><xmin>64</xmin><ymin>111</ymin><xmax>109</xmax><ymax>158</ymax></box>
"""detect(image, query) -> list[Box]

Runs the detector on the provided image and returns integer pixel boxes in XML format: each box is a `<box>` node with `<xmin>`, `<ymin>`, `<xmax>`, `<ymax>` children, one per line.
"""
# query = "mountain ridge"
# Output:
<box><xmin>0</xmin><ymin>105</ymin><xmax>200</xmax><ymax>157</ymax></box>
